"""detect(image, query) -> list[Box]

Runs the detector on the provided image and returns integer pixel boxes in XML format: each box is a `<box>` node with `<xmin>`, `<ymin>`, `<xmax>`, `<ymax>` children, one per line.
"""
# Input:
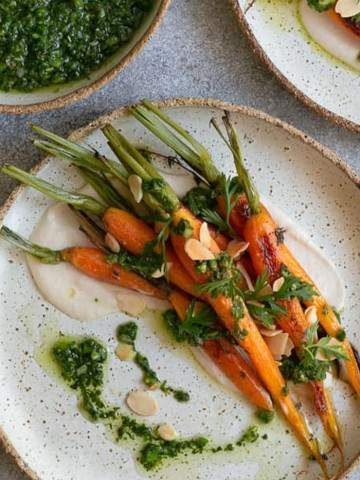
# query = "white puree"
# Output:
<box><xmin>27</xmin><ymin>202</ymin><xmax>169</xmax><ymax>322</ymax></box>
<box><xmin>299</xmin><ymin>0</ymin><xmax>360</xmax><ymax>71</ymax></box>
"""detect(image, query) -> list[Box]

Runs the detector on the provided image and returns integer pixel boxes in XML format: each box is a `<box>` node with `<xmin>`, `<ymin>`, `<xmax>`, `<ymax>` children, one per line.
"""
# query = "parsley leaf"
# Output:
<box><xmin>163</xmin><ymin>303</ymin><xmax>230</xmax><ymax>346</ymax></box>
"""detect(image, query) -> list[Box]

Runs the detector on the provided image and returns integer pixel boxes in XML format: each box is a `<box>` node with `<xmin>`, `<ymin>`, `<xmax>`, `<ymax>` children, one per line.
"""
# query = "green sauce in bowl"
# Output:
<box><xmin>0</xmin><ymin>0</ymin><xmax>153</xmax><ymax>92</ymax></box>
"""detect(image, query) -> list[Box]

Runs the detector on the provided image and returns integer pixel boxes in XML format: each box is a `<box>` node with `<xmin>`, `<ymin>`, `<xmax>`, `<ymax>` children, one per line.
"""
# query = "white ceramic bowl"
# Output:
<box><xmin>0</xmin><ymin>0</ymin><xmax>170</xmax><ymax>114</ymax></box>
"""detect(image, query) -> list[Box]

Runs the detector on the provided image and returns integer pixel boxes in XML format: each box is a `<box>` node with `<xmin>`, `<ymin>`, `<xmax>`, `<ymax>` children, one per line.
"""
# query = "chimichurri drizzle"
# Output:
<box><xmin>116</xmin><ymin>322</ymin><xmax>190</xmax><ymax>402</ymax></box>
<box><xmin>0</xmin><ymin>0</ymin><xmax>153</xmax><ymax>92</ymax></box>
<box><xmin>50</xmin><ymin>334</ymin><xmax>262</xmax><ymax>471</ymax></box>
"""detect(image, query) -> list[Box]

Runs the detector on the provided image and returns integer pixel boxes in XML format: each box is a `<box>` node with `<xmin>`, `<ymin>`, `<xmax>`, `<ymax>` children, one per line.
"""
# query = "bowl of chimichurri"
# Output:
<box><xmin>0</xmin><ymin>0</ymin><xmax>170</xmax><ymax>113</ymax></box>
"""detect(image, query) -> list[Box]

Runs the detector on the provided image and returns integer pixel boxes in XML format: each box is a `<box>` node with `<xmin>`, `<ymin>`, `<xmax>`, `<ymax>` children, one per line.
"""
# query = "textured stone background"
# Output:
<box><xmin>0</xmin><ymin>0</ymin><xmax>359</xmax><ymax>478</ymax></box>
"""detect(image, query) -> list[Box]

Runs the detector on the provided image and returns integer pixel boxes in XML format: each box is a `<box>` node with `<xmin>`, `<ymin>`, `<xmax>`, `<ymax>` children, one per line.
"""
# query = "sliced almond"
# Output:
<box><xmin>272</xmin><ymin>276</ymin><xmax>285</xmax><ymax>293</ymax></box>
<box><xmin>105</xmin><ymin>232</ymin><xmax>121</xmax><ymax>253</ymax></box>
<box><xmin>158</xmin><ymin>423</ymin><xmax>178</xmax><ymax>441</ymax></box>
<box><xmin>264</xmin><ymin>332</ymin><xmax>294</xmax><ymax>361</ymax></box>
<box><xmin>152</xmin><ymin>264</ymin><xmax>166</xmax><ymax>279</ymax></box>
<box><xmin>237</xmin><ymin>261</ymin><xmax>254</xmax><ymax>291</ymax></box>
<box><xmin>117</xmin><ymin>292</ymin><xmax>146</xmax><ymax>316</ymax></box>
<box><xmin>304</xmin><ymin>306</ymin><xmax>318</xmax><ymax>326</ymax></box>
<box><xmin>184</xmin><ymin>238</ymin><xmax>215</xmax><ymax>261</ymax></box>
<box><xmin>116</xmin><ymin>343</ymin><xmax>136</xmax><ymax>361</ymax></box>
<box><xmin>128</xmin><ymin>174</ymin><xmax>143</xmax><ymax>204</ymax></box>
<box><xmin>335</xmin><ymin>0</ymin><xmax>360</xmax><ymax>18</ymax></box>
<box><xmin>246</xmin><ymin>300</ymin><xmax>264</xmax><ymax>308</ymax></box>
<box><xmin>127</xmin><ymin>390</ymin><xmax>159</xmax><ymax>416</ymax></box>
<box><xmin>260</xmin><ymin>328</ymin><xmax>284</xmax><ymax>337</ymax></box>
<box><xmin>199</xmin><ymin>222</ymin><xmax>212</xmax><ymax>249</ymax></box>
<box><xmin>226</xmin><ymin>239</ymin><xmax>249</xmax><ymax>259</ymax></box>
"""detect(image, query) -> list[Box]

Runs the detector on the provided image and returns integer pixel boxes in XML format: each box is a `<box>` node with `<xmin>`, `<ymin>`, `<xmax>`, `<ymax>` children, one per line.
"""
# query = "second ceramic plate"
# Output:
<box><xmin>230</xmin><ymin>0</ymin><xmax>360</xmax><ymax>132</ymax></box>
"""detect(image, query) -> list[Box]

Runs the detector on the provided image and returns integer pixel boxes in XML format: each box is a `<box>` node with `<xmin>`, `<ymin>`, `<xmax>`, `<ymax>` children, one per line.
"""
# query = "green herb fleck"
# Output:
<box><xmin>172</xmin><ymin>219</ymin><xmax>193</xmax><ymax>238</ymax></box>
<box><xmin>256</xmin><ymin>409</ymin><xmax>275</xmax><ymax>424</ymax></box>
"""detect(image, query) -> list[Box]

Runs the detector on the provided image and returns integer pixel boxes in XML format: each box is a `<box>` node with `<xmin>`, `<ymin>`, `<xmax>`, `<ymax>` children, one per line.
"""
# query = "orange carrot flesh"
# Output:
<box><xmin>169</xmin><ymin>206</ymin><xmax>326</xmax><ymax>471</ymax></box>
<box><xmin>61</xmin><ymin>247</ymin><xmax>166</xmax><ymax>299</ymax></box>
<box><xmin>227</xmin><ymin>197</ymin><xmax>360</xmax><ymax>400</ymax></box>
<box><xmin>103</xmin><ymin>208</ymin><xmax>155</xmax><ymax>255</ymax></box>
<box><xmin>277</xmin><ymin>299</ymin><xmax>343</xmax><ymax>451</ymax></box>
<box><xmin>169</xmin><ymin>290</ymin><xmax>273</xmax><ymax>412</ymax></box>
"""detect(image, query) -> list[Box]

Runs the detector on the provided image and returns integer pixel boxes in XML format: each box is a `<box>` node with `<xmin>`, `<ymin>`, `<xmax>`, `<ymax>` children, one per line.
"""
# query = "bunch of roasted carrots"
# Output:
<box><xmin>1</xmin><ymin>102</ymin><xmax>359</xmax><ymax>479</ymax></box>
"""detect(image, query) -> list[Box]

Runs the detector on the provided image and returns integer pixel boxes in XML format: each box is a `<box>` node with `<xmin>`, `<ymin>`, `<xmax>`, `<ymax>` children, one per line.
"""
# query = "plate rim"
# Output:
<box><xmin>0</xmin><ymin>0</ymin><xmax>171</xmax><ymax>115</ymax></box>
<box><xmin>227</xmin><ymin>0</ymin><xmax>360</xmax><ymax>134</ymax></box>
<box><xmin>0</xmin><ymin>97</ymin><xmax>359</xmax><ymax>480</ymax></box>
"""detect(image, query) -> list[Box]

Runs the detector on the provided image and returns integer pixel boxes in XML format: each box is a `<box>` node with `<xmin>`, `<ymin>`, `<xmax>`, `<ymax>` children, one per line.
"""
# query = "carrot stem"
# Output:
<box><xmin>0</xmin><ymin>226</ymin><xmax>62</xmax><ymax>264</ymax></box>
<box><xmin>131</xmin><ymin>101</ymin><xmax>219</xmax><ymax>184</ymax></box>
<box><xmin>1</xmin><ymin>164</ymin><xmax>106</xmax><ymax>217</ymax></box>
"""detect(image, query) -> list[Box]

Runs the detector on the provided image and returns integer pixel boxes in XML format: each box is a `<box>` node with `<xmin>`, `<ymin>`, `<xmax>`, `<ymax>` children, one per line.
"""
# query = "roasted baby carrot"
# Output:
<box><xmin>98</xmin><ymin>123</ymin><xmax>327</xmax><ymax>473</ymax></box>
<box><xmin>0</xmin><ymin>227</ymin><xmax>166</xmax><ymax>300</ymax></box>
<box><xmin>169</xmin><ymin>290</ymin><xmax>273</xmax><ymax>412</ymax></box>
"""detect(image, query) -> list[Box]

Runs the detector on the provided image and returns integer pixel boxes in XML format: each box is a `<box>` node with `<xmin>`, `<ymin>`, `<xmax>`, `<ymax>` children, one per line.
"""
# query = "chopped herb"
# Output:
<box><xmin>116</xmin><ymin>321</ymin><xmax>189</xmax><ymax>403</ymax></box>
<box><xmin>200</xmin><ymin>209</ymin><xmax>230</xmax><ymax>234</ymax></box>
<box><xmin>236</xmin><ymin>425</ymin><xmax>259</xmax><ymax>446</ymax></box>
<box><xmin>163</xmin><ymin>303</ymin><xmax>231</xmax><ymax>346</ymax></box>
<box><xmin>117</xmin><ymin>322</ymin><xmax>138</xmax><ymax>346</ymax></box>
<box><xmin>118</xmin><ymin>415</ymin><xmax>260</xmax><ymax>471</ymax></box>
<box><xmin>281</xmin><ymin>321</ymin><xmax>348</xmax><ymax>384</ymax></box>
<box><xmin>336</xmin><ymin>329</ymin><xmax>346</xmax><ymax>342</ymax></box>
<box><xmin>183</xmin><ymin>186</ymin><xmax>216</xmax><ymax>216</ymax></box>
<box><xmin>52</xmin><ymin>337</ymin><xmax>116</xmax><ymax>421</ymax></box>
<box><xmin>256</xmin><ymin>409</ymin><xmax>275</xmax><ymax>424</ymax></box>
<box><xmin>243</xmin><ymin>268</ymin><xmax>317</xmax><ymax>328</ymax></box>
<box><xmin>107</xmin><ymin>218</ymin><xmax>171</xmax><ymax>280</ymax></box>
<box><xmin>172</xmin><ymin>219</ymin><xmax>193</xmax><ymax>238</ymax></box>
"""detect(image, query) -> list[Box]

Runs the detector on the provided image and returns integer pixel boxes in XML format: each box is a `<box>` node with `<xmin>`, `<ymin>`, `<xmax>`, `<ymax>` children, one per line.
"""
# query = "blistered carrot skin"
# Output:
<box><xmin>169</xmin><ymin>290</ymin><xmax>273</xmax><ymax>412</ymax></box>
<box><xmin>168</xmin><ymin>207</ymin><xmax>326</xmax><ymax>472</ymax></box>
<box><xmin>61</xmin><ymin>247</ymin><xmax>166</xmax><ymax>299</ymax></box>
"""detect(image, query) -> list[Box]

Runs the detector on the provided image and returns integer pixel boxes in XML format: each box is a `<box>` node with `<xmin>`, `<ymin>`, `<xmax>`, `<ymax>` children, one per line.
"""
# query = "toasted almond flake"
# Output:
<box><xmin>272</xmin><ymin>276</ymin><xmax>285</xmax><ymax>292</ymax></box>
<box><xmin>260</xmin><ymin>328</ymin><xmax>284</xmax><ymax>337</ymax></box>
<box><xmin>226</xmin><ymin>239</ymin><xmax>249</xmax><ymax>259</ymax></box>
<box><xmin>199</xmin><ymin>222</ymin><xmax>212</xmax><ymax>249</ymax></box>
<box><xmin>237</xmin><ymin>261</ymin><xmax>254</xmax><ymax>291</ymax></box>
<box><xmin>148</xmin><ymin>383</ymin><xmax>160</xmax><ymax>391</ymax></box>
<box><xmin>117</xmin><ymin>293</ymin><xmax>146</xmax><ymax>316</ymax></box>
<box><xmin>335</xmin><ymin>0</ymin><xmax>360</xmax><ymax>17</ymax></box>
<box><xmin>158</xmin><ymin>423</ymin><xmax>178</xmax><ymax>441</ymax></box>
<box><xmin>305</xmin><ymin>306</ymin><xmax>318</xmax><ymax>325</ymax></box>
<box><xmin>184</xmin><ymin>238</ymin><xmax>215</xmax><ymax>261</ymax></box>
<box><xmin>247</xmin><ymin>300</ymin><xmax>264</xmax><ymax>308</ymax></box>
<box><xmin>105</xmin><ymin>232</ymin><xmax>120</xmax><ymax>253</ymax></box>
<box><xmin>152</xmin><ymin>264</ymin><xmax>166</xmax><ymax>279</ymax></box>
<box><xmin>128</xmin><ymin>175</ymin><xmax>143</xmax><ymax>204</ymax></box>
<box><xmin>264</xmin><ymin>332</ymin><xmax>294</xmax><ymax>360</ymax></box>
<box><xmin>127</xmin><ymin>390</ymin><xmax>159</xmax><ymax>416</ymax></box>
<box><xmin>116</xmin><ymin>343</ymin><xmax>136</xmax><ymax>361</ymax></box>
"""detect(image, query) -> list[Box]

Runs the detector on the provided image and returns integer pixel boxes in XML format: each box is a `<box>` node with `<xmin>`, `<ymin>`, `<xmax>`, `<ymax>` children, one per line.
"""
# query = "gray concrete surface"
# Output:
<box><xmin>0</xmin><ymin>0</ymin><xmax>359</xmax><ymax>478</ymax></box>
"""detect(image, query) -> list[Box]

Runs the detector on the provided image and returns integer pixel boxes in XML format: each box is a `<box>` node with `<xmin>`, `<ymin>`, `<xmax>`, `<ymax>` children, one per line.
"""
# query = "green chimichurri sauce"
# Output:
<box><xmin>49</xmin><ymin>334</ymin><xmax>262</xmax><ymax>471</ymax></box>
<box><xmin>117</xmin><ymin>322</ymin><xmax>190</xmax><ymax>402</ymax></box>
<box><xmin>0</xmin><ymin>0</ymin><xmax>153</xmax><ymax>92</ymax></box>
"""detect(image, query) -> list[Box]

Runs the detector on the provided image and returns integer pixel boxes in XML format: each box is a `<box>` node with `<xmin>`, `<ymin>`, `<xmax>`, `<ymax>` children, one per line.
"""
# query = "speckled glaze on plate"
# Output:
<box><xmin>0</xmin><ymin>0</ymin><xmax>170</xmax><ymax>114</ymax></box>
<box><xmin>229</xmin><ymin>0</ymin><xmax>360</xmax><ymax>133</ymax></box>
<box><xmin>0</xmin><ymin>99</ymin><xmax>360</xmax><ymax>480</ymax></box>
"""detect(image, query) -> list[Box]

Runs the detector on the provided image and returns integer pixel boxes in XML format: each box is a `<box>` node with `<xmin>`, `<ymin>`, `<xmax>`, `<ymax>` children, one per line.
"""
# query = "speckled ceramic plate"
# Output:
<box><xmin>0</xmin><ymin>0</ymin><xmax>170</xmax><ymax>114</ymax></box>
<box><xmin>229</xmin><ymin>0</ymin><xmax>360</xmax><ymax>132</ymax></box>
<box><xmin>0</xmin><ymin>99</ymin><xmax>360</xmax><ymax>480</ymax></box>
